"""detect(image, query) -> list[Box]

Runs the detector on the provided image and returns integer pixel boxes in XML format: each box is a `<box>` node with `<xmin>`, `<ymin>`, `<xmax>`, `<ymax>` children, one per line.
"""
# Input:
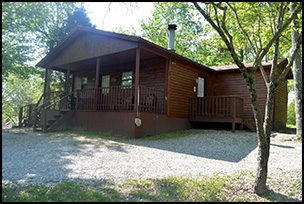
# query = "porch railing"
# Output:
<box><xmin>138</xmin><ymin>85</ymin><xmax>165</xmax><ymax>114</ymax></box>
<box><xmin>189</xmin><ymin>95</ymin><xmax>243</xmax><ymax>118</ymax></box>
<box><xmin>76</xmin><ymin>85</ymin><xmax>165</xmax><ymax>114</ymax></box>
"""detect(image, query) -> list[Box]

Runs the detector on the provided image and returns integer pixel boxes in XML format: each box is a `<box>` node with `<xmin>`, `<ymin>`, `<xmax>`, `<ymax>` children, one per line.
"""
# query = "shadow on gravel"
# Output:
<box><xmin>124</xmin><ymin>129</ymin><xmax>259</xmax><ymax>163</ymax></box>
<box><xmin>270</xmin><ymin>143</ymin><xmax>295</xmax><ymax>149</ymax></box>
<box><xmin>2</xmin><ymin>128</ymin><xmax>115</xmax><ymax>186</ymax></box>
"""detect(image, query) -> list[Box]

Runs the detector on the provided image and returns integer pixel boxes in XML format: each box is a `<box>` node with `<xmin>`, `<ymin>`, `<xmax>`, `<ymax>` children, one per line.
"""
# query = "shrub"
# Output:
<box><xmin>287</xmin><ymin>99</ymin><xmax>296</xmax><ymax>125</ymax></box>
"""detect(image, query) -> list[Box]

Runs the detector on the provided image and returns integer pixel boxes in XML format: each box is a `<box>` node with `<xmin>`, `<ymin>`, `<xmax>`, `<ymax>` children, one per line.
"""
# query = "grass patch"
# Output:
<box><xmin>50</xmin><ymin>129</ymin><xmax>194</xmax><ymax>141</ymax></box>
<box><xmin>3</xmin><ymin>170</ymin><xmax>301</xmax><ymax>202</ymax></box>
<box><xmin>52</xmin><ymin>130</ymin><xmax>132</xmax><ymax>141</ymax></box>
<box><xmin>139</xmin><ymin>129</ymin><xmax>193</xmax><ymax>141</ymax></box>
<box><xmin>2</xmin><ymin>182</ymin><xmax>121</xmax><ymax>202</ymax></box>
<box><xmin>286</xmin><ymin>124</ymin><xmax>296</xmax><ymax>128</ymax></box>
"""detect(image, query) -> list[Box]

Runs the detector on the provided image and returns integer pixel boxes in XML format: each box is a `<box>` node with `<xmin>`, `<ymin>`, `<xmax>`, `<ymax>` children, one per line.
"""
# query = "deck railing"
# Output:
<box><xmin>138</xmin><ymin>85</ymin><xmax>165</xmax><ymax>114</ymax></box>
<box><xmin>76</xmin><ymin>85</ymin><xmax>165</xmax><ymax>114</ymax></box>
<box><xmin>189</xmin><ymin>95</ymin><xmax>243</xmax><ymax>118</ymax></box>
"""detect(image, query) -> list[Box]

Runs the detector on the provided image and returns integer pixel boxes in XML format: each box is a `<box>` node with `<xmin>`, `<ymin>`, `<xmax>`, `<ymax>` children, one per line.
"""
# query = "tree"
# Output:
<box><xmin>137</xmin><ymin>2</ymin><xmax>234</xmax><ymax>66</ymax></box>
<box><xmin>192</xmin><ymin>2</ymin><xmax>302</xmax><ymax>195</ymax></box>
<box><xmin>287</xmin><ymin>99</ymin><xmax>296</xmax><ymax>126</ymax></box>
<box><xmin>2</xmin><ymin>2</ymin><xmax>95</xmax><ymax>123</ymax></box>
<box><xmin>2</xmin><ymin>74</ymin><xmax>44</xmax><ymax>125</ymax></box>
<box><xmin>290</xmin><ymin>2</ymin><xmax>302</xmax><ymax>139</ymax></box>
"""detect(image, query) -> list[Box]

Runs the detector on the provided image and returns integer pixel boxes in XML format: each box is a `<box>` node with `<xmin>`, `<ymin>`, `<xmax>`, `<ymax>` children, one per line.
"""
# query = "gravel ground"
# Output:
<box><xmin>2</xmin><ymin>128</ymin><xmax>302</xmax><ymax>186</ymax></box>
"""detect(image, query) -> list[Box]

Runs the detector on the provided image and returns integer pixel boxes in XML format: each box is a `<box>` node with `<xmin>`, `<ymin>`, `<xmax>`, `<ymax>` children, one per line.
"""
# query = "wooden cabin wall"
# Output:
<box><xmin>139</xmin><ymin>57</ymin><xmax>166</xmax><ymax>90</ymax></box>
<box><xmin>167</xmin><ymin>59</ymin><xmax>213</xmax><ymax>118</ymax></box>
<box><xmin>47</xmin><ymin>32</ymin><xmax>138</xmax><ymax>68</ymax></box>
<box><xmin>74</xmin><ymin>70</ymin><xmax>96</xmax><ymax>90</ymax></box>
<box><xmin>274</xmin><ymin>69</ymin><xmax>288</xmax><ymax>128</ymax></box>
<box><xmin>212</xmin><ymin>70</ymin><xmax>269</xmax><ymax>120</ymax></box>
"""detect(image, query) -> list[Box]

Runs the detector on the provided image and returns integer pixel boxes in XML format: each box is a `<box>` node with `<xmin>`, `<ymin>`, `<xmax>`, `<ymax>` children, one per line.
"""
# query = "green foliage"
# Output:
<box><xmin>2</xmin><ymin>2</ymin><xmax>95</xmax><ymax>81</ymax></box>
<box><xmin>138</xmin><ymin>2</ymin><xmax>233</xmax><ymax>66</ymax></box>
<box><xmin>287</xmin><ymin>99</ymin><xmax>296</xmax><ymax>125</ymax></box>
<box><xmin>2</xmin><ymin>2</ymin><xmax>95</xmax><ymax>123</ymax></box>
<box><xmin>2</xmin><ymin>74</ymin><xmax>44</xmax><ymax>125</ymax></box>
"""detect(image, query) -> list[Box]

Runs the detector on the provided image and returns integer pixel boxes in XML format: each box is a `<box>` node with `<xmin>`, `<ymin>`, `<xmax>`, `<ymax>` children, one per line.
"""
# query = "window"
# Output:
<box><xmin>121</xmin><ymin>71</ymin><xmax>133</xmax><ymax>86</ymax></box>
<box><xmin>101</xmin><ymin>75</ymin><xmax>110</xmax><ymax>94</ymax></box>
<box><xmin>81</xmin><ymin>77</ymin><xmax>88</xmax><ymax>89</ymax></box>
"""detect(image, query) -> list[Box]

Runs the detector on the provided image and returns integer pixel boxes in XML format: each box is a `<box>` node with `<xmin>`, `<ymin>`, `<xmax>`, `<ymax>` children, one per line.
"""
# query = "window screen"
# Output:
<box><xmin>81</xmin><ymin>77</ymin><xmax>88</xmax><ymax>89</ymax></box>
<box><xmin>121</xmin><ymin>71</ymin><xmax>133</xmax><ymax>86</ymax></box>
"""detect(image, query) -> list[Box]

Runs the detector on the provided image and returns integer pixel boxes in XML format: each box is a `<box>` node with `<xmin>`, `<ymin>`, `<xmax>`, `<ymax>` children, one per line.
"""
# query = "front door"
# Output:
<box><xmin>197</xmin><ymin>77</ymin><xmax>205</xmax><ymax>97</ymax></box>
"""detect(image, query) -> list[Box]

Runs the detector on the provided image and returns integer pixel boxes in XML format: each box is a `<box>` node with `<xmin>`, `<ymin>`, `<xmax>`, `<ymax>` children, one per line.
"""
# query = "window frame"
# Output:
<box><xmin>121</xmin><ymin>71</ymin><xmax>133</xmax><ymax>86</ymax></box>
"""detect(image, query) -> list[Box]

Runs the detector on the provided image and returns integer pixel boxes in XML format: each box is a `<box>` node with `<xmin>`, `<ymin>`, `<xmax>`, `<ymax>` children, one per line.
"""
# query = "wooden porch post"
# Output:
<box><xmin>95</xmin><ymin>57</ymin><xmax>100</xmax><ymax>88</ymax></box>
<box><xmin>65</xmin><ymin>64</ymin><xmax>70</xmax><ymax>92</ymax></box>
<box><xmin>43</xmin><ymin>68</ymin><xmax>49</xmax><ymax>103</ymax></box>
<box><xmin>95</xmin><ymin>57</ymin><xmax>100</xmax><ymax>110</ymax></box>
<box><xmin>134</xmin><ymin>47</ymin><xmax>141</xmax><ymax>116</ymax></box>
<box><xmin>232</xmin><ymin>96</ymin><xmax>236</xmax><ymax>133</ymax></box>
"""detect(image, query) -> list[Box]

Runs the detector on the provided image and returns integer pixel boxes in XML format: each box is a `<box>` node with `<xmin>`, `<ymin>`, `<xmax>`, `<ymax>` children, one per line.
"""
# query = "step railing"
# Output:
<box><xmin>40</xmin><ymin>90</ymin><xmax>76</xmax><ymax>132</ymax></box>
<box><xmin>18</xmin><ymin>90</ymin><xmax>76</xmax><ymax>131</ymax></box>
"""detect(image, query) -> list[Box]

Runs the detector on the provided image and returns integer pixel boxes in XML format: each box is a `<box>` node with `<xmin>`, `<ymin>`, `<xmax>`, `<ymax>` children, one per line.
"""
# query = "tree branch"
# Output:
<box><xmin>252</xmin><ymin>2</ymin><xmax>302</xmax><ymax>73</ymax></box>
<box><xmin>192</xmin><ymin>2</ymin><xmax>247</xmax><ymax>73</ymax></box>
<box><xmin>276</xmin><ymin>30</ymin><xmax>302</xmax><ymax>85</ymax></box>
<box><xmin>227</xmin><ymin>2</ymin><xmax>258</xmax><ymax>55</ymax></box>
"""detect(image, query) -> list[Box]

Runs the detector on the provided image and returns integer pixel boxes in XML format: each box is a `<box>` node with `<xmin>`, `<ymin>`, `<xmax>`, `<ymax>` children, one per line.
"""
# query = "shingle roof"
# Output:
<box><xmin>210</xmin><ymin>59</ymin><xmax>286</xmax><ymax>71</ymax></box>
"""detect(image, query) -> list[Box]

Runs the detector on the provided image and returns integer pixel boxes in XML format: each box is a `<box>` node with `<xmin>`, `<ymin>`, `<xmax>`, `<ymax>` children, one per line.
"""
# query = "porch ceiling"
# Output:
<box><xmin>52</xmin><ymin>47</ymin><xmax>160</xmax><ymax>73</ymax></box>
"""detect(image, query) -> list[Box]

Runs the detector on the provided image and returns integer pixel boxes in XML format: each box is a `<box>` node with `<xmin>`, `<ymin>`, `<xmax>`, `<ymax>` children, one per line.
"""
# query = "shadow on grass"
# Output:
<box><xmin>2</xmin><ymin>181</ymin><xmax>122</xmax><ymax>202</ymax></box>
<box><xmin>260</xmin><ymin>189</ymin><xmax>302</xmax><ymax>202</ymax></box>
<box><xmin>2</xmin><ymin>175</ymin><xmax>226</xmax><ymax>202</ymax></box>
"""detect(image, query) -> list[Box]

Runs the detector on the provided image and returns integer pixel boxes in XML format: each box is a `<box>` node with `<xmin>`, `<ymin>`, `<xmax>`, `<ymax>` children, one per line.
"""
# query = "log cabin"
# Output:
<box><xmin>19</xmin><ymin>25</ymin><xmax>292</xmax><ymax>137</ymax></box>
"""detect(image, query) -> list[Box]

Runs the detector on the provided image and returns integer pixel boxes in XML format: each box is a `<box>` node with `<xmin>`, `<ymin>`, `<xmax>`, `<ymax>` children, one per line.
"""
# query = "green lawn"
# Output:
<box><xmin>2</xmin><ymin>170</ymin><xmax>302</xmax><ymax>202</ymax></box>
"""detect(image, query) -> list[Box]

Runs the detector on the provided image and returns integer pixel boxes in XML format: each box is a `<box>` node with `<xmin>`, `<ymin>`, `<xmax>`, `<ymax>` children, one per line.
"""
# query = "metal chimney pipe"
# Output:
<box><xmin>168</xmin><ymin>24</ymin><xmax>177</xmax><ymax>51</ymax></box>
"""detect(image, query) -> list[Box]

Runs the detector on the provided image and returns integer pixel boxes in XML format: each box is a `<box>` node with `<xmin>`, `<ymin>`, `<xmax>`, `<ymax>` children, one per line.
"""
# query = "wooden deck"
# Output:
<box><xmin>18</xmin><ymin>85</ymin><xmax>166</xmax><ymax>132</ymax></box>
<box><xmin>189</xmin><ymin>96</ymin><xmax>244</xmax><ymax>132</ymax></box>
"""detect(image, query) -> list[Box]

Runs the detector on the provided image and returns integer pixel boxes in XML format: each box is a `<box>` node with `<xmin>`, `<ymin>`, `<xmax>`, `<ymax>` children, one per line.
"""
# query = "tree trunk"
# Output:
<box><xmin>254</xmin><ymin>83</ymin><xmax>275</xmax><ymax>195</ymax></box>
<box><xmin>254</xmin><ymin>133</ymin><xmax>270</xmax><ymax>195</ymax></box>
<box><xmin>291</xmin><ymin>2</ymin><xmax>302</xmax><ymax>139</ymax></box>
<box><xmin>245</xmin><ymin>76</ymin><xmax>271</xmax><ymax>195</ymax></box>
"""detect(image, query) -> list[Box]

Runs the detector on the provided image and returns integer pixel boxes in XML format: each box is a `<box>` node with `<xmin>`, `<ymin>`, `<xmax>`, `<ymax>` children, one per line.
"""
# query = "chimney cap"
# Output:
<box><xmin>168</xmin><ymin>24</ymin><xmax>177</xmax><ymax>30</ymax></box>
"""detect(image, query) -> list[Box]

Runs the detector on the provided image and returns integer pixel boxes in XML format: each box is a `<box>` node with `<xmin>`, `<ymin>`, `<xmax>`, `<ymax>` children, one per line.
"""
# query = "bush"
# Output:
<box><xmin>287</xmin><ymin>99</ymin><xmax>296</xmax><ymax>125</ymax></box>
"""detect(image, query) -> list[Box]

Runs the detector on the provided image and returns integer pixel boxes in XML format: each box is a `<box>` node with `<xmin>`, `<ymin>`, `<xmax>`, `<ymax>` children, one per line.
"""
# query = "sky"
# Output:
<box><xmin>84</xmin><ymin>2</ymin><xmax>154</xmax><ymax>35</ymax></box>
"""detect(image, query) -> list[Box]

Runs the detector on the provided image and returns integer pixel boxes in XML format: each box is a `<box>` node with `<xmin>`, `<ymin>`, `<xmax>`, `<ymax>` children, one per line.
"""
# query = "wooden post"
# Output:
<box><xmin>66</xmin><ymin>64</ymin><xmax>70</xmax><ymax>92</ymax></box>
<box><xmin>43</xmin><ymin>109</ymin><xmax>47</xmax><ymax>133</ymax></box>
<box><xmin>33</xmin><ymin>108</ymin><xmax>37</xmax><ymax>131</ymax></box>
<box><xmin>19</xmin><ymin>107</ymin><xmax>23</xmax><ymax>127</ymax></box>
<box><xmin>232</xmin><ymin>96</ymin><xmax>236</xmax><ymax>133</ymax></box>
<box><xmin>95</xmin><ymin>57</ymin><xmax>100</xmax><ymax>88</ymax></box>
<box><xmin>43</xmin><ymin>68</ymin><xmax>49</xmax><ymax>103</ymax></box>
<box><xmin>134</xmin><ymin>47</ymin><xmax>140</xmax><ymax>115</ymax></box>
<box><xmin>95</xmin><ymin>57</ymin><xmax>100</xmax><ymax>110</ymax></box>
<box><xmin>76</xmin><ymin>90</ymin><xmax>79</xmax><ymax>111</ymax></box>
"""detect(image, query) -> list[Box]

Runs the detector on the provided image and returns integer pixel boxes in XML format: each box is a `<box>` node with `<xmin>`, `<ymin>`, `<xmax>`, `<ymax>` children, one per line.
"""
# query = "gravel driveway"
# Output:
<box><xmin>2</xmin><ymin>128</ymin><xmax>302</xmax><ymax>186</ymax></box>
